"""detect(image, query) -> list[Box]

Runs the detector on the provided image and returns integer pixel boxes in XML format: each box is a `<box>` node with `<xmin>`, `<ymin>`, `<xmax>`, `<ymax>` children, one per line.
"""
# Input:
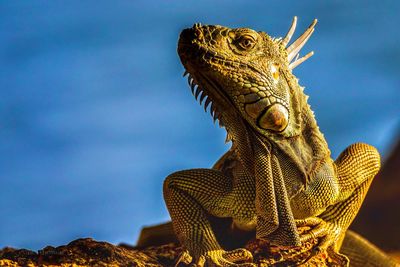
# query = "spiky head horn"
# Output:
<box><xmin>281</xmin><ymin>17</ymin><xmax>317</xmax><ymax>70</ymax></box>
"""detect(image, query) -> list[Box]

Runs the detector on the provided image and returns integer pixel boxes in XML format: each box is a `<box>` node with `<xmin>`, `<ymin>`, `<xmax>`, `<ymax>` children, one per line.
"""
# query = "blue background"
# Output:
<box><xmin>1</xmin><ymin>1</ymin><xmax>399</xmax><ymax>250</ymax></box>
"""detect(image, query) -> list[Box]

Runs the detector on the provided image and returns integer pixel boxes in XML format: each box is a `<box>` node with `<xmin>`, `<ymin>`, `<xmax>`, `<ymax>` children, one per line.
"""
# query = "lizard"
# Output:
<box><xmin>139</xmin><ymin>17</ymin><xmax>399</xmax><ymax>267</ymax></box>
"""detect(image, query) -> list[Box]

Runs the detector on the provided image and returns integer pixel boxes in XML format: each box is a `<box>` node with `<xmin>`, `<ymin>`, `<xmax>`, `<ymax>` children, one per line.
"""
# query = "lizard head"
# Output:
<box><xmin>178</xmin><ymin>17</ymin><xmax>316</xmax><ymax>139</ymax></box>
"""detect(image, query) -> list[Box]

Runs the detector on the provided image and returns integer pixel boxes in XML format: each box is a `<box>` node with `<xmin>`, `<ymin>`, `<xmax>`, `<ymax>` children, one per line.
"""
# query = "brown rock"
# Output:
<box><xmin>0</xmin><ymin>229</ymin><xmax>348</xmax><ymax>267</ymax></box>
<box><xmin>0</xmin><ymin>238</ymin><xmax>173</xmax><ymax>267</ymax></box>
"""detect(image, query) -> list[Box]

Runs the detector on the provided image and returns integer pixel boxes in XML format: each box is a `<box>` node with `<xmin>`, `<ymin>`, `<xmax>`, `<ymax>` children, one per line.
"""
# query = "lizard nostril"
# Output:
<box><xmin>180</xmin><ymin>26</ymin><xmax>204</xmax><ymax>43</ymax></box>
<box><xmin>180</xmin><ymin>28</ymin><xmax>196</xmax><ymax>42</ymax></box>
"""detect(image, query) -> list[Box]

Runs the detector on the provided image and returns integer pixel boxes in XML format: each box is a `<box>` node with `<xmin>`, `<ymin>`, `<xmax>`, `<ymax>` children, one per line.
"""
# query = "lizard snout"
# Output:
<box><xmin>180</xmin><ymin>28</ymin><xmax>196</xmax><ymax>42</ymax></box>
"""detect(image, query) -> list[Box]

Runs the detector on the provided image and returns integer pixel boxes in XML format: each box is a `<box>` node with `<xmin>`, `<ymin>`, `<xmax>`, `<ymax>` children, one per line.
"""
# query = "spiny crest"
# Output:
<box><xmin>280</xmin><ymin>16</ymin><xmax>317</xmax><ymax>70</ymax></box>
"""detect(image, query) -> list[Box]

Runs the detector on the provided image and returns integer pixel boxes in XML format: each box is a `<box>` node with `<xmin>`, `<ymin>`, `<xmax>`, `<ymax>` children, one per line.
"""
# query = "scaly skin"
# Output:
<box><xmin>160</xmin><ymin>19</ymin><xmax>397</xmax><ymax>266</ymax></box>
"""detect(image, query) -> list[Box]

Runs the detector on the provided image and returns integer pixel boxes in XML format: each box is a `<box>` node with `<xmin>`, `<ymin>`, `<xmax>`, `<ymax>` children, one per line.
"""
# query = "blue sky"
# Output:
<box><xmin>0</xmin><ymin>1</ymin><xmax>399</xmax><ymax>250</ymax></box>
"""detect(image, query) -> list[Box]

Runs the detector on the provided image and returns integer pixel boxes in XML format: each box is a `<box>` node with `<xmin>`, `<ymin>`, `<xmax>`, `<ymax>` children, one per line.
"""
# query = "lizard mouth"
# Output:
<box><xmin>179</xmin><ymin>26</ymin><xmax>239</xmax><ymax>124</ymax></box>
<box><xmin>184</xmin><ymin>69</ymin><xmax>289</xmax><ymax>132</ymax></box>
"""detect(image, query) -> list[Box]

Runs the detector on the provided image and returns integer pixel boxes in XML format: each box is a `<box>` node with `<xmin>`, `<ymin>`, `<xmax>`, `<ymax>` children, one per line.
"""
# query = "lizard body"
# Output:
<box><xmin>149</xmin><ymin>18</ymin><xmax>397</xmax><ymax>266</ymax></box>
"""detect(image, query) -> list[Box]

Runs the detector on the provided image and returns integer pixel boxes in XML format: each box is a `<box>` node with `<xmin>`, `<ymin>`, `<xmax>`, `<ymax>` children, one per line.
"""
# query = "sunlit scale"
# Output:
<box><xmin>271</xmin><ymin>64</ymin><xmax>280</xmax><ymax>82</ymax></box>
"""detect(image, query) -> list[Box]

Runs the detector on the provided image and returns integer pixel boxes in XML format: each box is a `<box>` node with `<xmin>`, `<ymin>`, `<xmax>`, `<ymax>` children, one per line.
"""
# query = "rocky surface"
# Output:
<box><xmin>0</xmin><ymin>238</ymin><xmax>176</xmax><ymax>267</ymax></box>
<box><xmin>0</xmin><ymin>231</ymin><xmax>347</xmax><ymax>267</ymax></box>
<box><xmin>1</xmin><ymin>225</ymin><xmax>399</xmax><ymax>267</ymax></box>
<box><xmin>2</xmin><ymin>239</ymin><xmax>399</xmax><ymax>267</ymax></box>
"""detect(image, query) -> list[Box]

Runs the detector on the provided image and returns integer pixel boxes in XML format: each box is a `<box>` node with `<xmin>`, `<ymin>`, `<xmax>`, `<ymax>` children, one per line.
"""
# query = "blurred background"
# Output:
<box><xmin>0</xmin><ymin>1</ymin><xmax>399</xmax><ymax>251</ymax></box>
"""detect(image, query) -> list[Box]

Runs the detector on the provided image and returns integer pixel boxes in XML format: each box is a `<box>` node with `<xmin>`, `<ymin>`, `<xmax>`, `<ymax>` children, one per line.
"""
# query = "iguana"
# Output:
<box><xmin>138</xmin><ymin>17</ymin><xmax>398</xmax><ymax>267</ymax></box>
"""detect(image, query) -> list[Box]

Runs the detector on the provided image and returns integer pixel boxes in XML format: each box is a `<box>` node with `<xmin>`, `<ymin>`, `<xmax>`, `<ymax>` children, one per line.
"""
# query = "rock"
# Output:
<box><xmin>0</xmin><ymin>229</ymin><xmax>348</xmax><ymax>267</ymax></box>
<box><xmin>0</xmin><ymin>238</ymin><xmax>173</xmax><ymax>267</ymax></box>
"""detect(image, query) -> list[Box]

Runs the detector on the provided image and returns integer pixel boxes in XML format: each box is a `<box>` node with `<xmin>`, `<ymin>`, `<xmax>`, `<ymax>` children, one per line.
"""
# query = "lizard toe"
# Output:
<box><xmin>295</xmin><ymin>216</ymin><xmax>323</xmax><ymax>227</ymax></box>
<box><xmin>195</xmin><ymin>255</ymin><xmax>206</xmax><ymax>267</ymax></box>
<box><xmin>223</xmin><ymin>248</ymin><xmax>253</xmax><ymax>263</ymax></box>
<box><xmin>300</xmin><ymin>222</ymin><xmax>329</xmax><ymax>243</ymax></box>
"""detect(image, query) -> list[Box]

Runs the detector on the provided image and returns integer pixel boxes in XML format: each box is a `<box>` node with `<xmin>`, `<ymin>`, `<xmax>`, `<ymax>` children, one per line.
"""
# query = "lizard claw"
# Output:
<box><xmin>175</xmin><ymin>250</ymin><xmax>193</xmax><ymax>267</ymax></box>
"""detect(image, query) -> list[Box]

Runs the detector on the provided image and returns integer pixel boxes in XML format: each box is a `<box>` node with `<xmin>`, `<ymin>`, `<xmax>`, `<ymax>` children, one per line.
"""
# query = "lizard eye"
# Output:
<box><xmin>237</xmin><ymin>35</ymin><xmax>256</xmax><ymax>50</ymax></box>
<box><xmin>271</xmin><ymin>63</ymin><xmax>280</xmax><ymax>81</ymax></box>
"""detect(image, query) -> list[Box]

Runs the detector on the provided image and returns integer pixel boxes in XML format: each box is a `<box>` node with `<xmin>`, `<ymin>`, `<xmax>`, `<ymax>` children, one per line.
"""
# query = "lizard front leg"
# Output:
<box><xmin>163</xmin><ymin>168</ymin><xmax>255</xmax><ymax>267</ymax></box>
<box><xmin>300</xmin><ymin>143</ymin><xmax>380</xmax><ymax>255</ymax></box>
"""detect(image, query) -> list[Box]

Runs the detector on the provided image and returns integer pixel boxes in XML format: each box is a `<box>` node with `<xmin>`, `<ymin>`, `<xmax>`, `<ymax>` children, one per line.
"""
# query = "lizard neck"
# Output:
<box><xmin>271</xmin><ymin>102</ymin><xmax>331</xmax><ymax>185</ymax></box>
<box><xmin>222</xmin><ymin>92</ymin><xmax>331</xmax><ymax>187</ymax></box>
<box><xmin>222</xmin><ymin>110</ymin><xmax>256</xmax><ymax>174</ymax></box>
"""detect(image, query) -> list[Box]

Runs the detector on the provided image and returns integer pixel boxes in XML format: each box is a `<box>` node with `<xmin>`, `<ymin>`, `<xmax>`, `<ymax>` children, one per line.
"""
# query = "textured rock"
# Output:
<box><xmin>1</xmin><ymin>237</ymin><xmax>399</xmax><ymax>266</ymax></box>
<box><xmin>0</xmin><ymin>238</ymin><xmax>174</xmax><ymax>267</ymax></box>
<box><xmin>0</xmin><ymin>230</ymin><xmax>347</xmax><ymax>267</ymax></box>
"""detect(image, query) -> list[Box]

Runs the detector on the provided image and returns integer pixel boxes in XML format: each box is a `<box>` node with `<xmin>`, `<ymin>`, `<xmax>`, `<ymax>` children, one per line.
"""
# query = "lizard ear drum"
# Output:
<box><xmin>258</xmin><ymin>104</ymin><xmax>289</xmax><ymax>132</ymax></box>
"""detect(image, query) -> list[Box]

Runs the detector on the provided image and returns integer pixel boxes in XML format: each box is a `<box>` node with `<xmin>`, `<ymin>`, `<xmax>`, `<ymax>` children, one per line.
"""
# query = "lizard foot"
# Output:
<box><xmin>296</xmin><ymin>217</ymin><xmax>349</xmax><ymax>266</ymax></box>
<box><xmin>296</xmin><ymin>217</ymin><xmax>342</xmax><ymax>254</ymax></box>
<box><xmin>176</xmin><ymin>248</ymin><xmax>255</xmax><ymax>267</ymax></box>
